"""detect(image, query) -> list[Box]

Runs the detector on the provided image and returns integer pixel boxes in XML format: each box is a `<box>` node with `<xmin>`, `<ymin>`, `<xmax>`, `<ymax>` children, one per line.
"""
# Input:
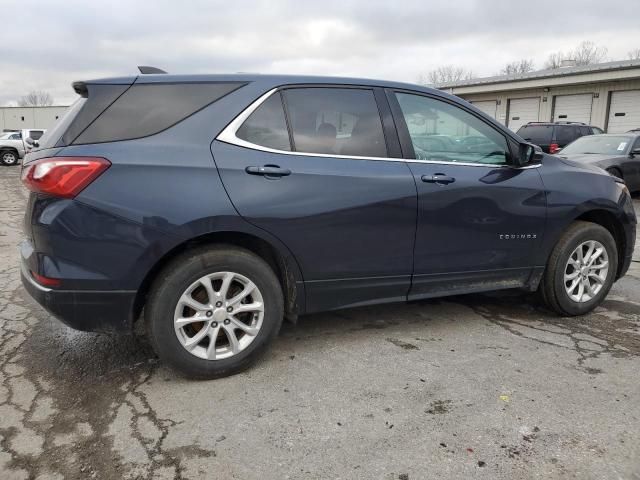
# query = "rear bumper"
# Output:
<box><xmin>21</xmin><ymin>263</ymin><xmax>136</xmax><ymax>334</ymax></box>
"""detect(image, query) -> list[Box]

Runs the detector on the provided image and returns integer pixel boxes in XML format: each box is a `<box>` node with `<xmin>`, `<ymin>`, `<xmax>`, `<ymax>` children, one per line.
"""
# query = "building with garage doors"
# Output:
<box><xmin>1</xmin><ymin>105</ymin><xmax>69</xmax><ymax>132</ymax></box>
<box><xmin>438</xmin><ymin>59</ymin><xmax>640</xmax><ymax>133</ymax></box>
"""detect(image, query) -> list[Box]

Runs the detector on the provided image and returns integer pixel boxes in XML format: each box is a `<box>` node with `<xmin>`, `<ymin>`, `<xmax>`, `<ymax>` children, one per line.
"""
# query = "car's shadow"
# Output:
<box><xmin>19</xmin><ymin>285</ymin><xmax>640</xmax><ymax>383</ymax></box>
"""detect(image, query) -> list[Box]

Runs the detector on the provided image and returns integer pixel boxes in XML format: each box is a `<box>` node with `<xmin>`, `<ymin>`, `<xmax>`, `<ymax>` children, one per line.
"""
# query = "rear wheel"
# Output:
<box><xmin>1</xmin><ymin>150</ymin><xmax>18</xmax><ymax>166</ymax></box>
<box><xmin>539</xmin><ymin>221</ymin><xmax>617</xmax><ymax>316</ymax></box>
<box><xmin>146</xmin><ymin>245</ymin><xmax>284</xmax><ymax>379</ymax></box>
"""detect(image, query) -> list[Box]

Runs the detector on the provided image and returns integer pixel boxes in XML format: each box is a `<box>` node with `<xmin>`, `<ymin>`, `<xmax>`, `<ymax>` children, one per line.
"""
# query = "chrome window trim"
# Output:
<box><xmin>216</xmin><ymin>88</ymin><xmax>541</xmax><ymax>170</ymax></box>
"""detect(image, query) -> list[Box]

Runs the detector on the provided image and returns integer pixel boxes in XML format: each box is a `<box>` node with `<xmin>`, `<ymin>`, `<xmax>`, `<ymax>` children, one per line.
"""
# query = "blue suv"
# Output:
<box><xmin>20</xmin><ymin>73</ymin><xmax>636</xmax><ymax>378</ymax></box>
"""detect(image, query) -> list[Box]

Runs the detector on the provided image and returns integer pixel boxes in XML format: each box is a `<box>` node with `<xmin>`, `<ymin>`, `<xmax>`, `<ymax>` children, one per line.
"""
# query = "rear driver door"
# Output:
<box><xmin>213</xmin><ymin>86</ymin><xmax>417</xmax><ymax>312</ymax></box>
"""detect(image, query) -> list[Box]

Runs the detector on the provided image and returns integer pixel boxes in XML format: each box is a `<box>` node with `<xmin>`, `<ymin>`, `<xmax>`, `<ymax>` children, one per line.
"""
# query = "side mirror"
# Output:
<box><xmin>25</xmin><ymin>137</ymin><xmax>39</xmax><ymax>148</ymax></box>
<box><xmin>514</xmin><ymin>143</ymin><xmax>536</xmax><ymax>167</ymax></box>
<box><xmin>631</xmin><ymin>148</ymin><xmax>640</xmax><ymax>157</ymax></box>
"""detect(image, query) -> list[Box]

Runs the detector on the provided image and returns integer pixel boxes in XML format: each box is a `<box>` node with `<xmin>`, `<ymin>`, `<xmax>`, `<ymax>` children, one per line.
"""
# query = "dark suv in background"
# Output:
<box><xmin>20</xmin><ymin>73</ymin><xmax>636</xmax><ymax>379</ymax></box>
<box><xmin>516</xmin><ymin>121</ymin><xmax>604</xmax><ymax>154</ymax></box>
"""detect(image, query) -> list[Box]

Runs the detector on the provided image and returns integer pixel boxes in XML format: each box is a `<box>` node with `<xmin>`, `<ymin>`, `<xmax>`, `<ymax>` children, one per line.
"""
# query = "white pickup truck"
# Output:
<box><xmin>0</xmin><ymin>129</ymin><xmax>46</xmax><ymax>165</ymax></box>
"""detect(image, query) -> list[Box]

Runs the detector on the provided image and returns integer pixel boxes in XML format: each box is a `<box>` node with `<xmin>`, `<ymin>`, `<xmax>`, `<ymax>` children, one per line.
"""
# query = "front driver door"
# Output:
<box><xmin>213</xmin><ymin>86</ymin><xmax>417</xmax><ymax>312</ymax></box>
<box><xmin>387</xmin><ymin>90</ymin><xmax>547</xmax><ymax>299</ymax></box>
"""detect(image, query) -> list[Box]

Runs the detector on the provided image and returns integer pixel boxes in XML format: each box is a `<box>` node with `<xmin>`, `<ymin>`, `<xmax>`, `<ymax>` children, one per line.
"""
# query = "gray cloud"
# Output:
<box><xmin>1</xmin><ymin>0</ymin><xmax>638</xmax><ymax>105</ymax></box>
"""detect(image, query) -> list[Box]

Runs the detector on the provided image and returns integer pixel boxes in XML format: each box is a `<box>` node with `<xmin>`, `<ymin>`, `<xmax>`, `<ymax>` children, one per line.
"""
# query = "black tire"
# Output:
<box><xmin>1</xmin><ymin>150</ymin><xmax>18</xmax><ymax>166</ymax></box>
<box><xmin>606</xmin><ymin>167</ymin><xmax>623</xmax><ymax>180</ymax></box>
<box><xmin>146</xmin><ymin>245</ymin><xmax>284</xmax><ymax>379</ymax></box>
<box><xmin>539</xmin><ymin>221</ymin><xmax>617</xmax><ymax>316</ymax></box>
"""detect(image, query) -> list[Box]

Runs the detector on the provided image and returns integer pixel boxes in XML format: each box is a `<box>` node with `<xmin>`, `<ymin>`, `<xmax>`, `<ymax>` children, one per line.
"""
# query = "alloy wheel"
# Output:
<box><xmin>173</xmin><ymin>271</ymin><xmax>264</xmax><ymax>360</ymax></box>
<box><xmin>563</xmin><ymin>240</ymin><xmax>609</xmax><ymax>303</ymax></box>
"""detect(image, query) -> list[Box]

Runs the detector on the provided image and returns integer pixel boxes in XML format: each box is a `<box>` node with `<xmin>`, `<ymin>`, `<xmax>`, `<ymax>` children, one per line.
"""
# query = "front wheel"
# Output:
<box><xmin>539</xmin><ymin>221</ymin><xmax>617</xmax><ymax>316</ymax></box>
<box><xmin>146</xmin><ymin>245</ymin><xmax>284</xmax><ymax>379</ymax></box>
<box><xmin>1</xmin><ymin>150</ymin><xmax>18</xmax><ymax>166</ymax></box>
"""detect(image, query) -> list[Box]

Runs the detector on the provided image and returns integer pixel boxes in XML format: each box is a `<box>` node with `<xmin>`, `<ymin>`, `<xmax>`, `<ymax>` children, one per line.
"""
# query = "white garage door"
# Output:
<box><xmin>508</xmin><ymin>97</ymin><xmax>540</xmax><ymax>131</ymax></box>
<box><xmin>607</xmin><ymin>90</ymin><xmax>640</xmax><ymax>133</ymax></box>
<box><xmin>471</xmin><ymin>100</ymin><xmax>497</xmax><ymax>119</ymax></box>
<box><xmin>553</xmin><ymin>94</ymin><xmax>593</xmax><ymax>124</ymax></box>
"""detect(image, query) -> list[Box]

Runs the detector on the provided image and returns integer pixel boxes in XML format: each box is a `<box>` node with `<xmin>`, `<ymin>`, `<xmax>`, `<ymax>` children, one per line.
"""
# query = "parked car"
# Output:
<box><xmin>0</xmin><ymin>129</ymin><xmax>46</xmax><ymax>165</ymax></box>
<box><xmin>557</xmin><ymin>134</ymin><xmax>640</xmax><ymax>191</ymax></box>
<box><xmin>516</xmin><ymin>121</ymin><xmax>603</xmax><ymax>154</ymax></box>
<box><xmin>20</xmin><ymin>73</ymin><xmax>636</xmax><ymax>379</ymax></box>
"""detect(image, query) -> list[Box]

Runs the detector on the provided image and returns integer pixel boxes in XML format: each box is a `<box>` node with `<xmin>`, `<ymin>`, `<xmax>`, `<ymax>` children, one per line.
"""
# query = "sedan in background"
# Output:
<box><xmin>558</xmin><ymin>134</ymin><xmax>640</xmax><ymax>192</ymax></box>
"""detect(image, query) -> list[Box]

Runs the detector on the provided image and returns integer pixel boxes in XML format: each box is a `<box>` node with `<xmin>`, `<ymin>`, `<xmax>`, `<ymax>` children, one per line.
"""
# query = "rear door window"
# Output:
<box><xmin>516</xmin><ymin>125</ymin><xmax>553</xmax><ymax>144</ymax></box>
<box><xmin>236</xmin><ymin>92</ymin><xmax>291</xmax><ymax>151</ymax></box>
<box><xmin>282</xmin><ymin>87</ymin><xmax>387</xmax><ymax>157</ymax></box>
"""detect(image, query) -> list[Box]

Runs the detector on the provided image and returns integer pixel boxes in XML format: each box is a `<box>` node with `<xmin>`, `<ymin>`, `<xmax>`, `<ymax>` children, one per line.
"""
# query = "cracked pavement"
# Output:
<box><xmin>1</xmin><ymin>166</ymin><xmax>640</xmax><ymax>479</ymax></box>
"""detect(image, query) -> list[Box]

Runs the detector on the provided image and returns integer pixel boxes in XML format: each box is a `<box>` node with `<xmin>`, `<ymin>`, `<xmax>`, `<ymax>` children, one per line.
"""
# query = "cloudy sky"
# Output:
<box><xmin>1</xmin><ymin>0</ymin><xmax>638</xmax><ymax>106</ymax></box>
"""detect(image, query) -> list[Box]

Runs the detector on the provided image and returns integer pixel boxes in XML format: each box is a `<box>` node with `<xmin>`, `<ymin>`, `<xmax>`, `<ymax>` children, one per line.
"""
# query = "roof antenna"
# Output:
<box><xmin>138</xmin><ymin>66</ymin><xmax>167</xmax><ymax>74</ymax></box>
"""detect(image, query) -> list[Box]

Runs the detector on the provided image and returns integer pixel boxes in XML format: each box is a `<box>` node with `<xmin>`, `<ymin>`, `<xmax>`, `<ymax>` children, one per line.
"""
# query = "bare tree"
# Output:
<box><xmin>500</xmin><ymin>59</ymin><xmax>535</xmax><ymax>75</ymax></box>
<box><xmin>628</xmin><ymin>48</ymin><xmax>640</xmax><ymax>60</ymax></box>
<box><xmin>17</xmin><ymin>90</ymin><xmax>54</xmax><ymax>107</ymax></box>
<box><xmin>544</xmin><ymin>41</ymin><xmax>608</xmax><ymax>69</ymax></box>
<box><xmin>421</xmin><ymin>65</ymin><xmax>474</xmax><ymax>86</ymax></box>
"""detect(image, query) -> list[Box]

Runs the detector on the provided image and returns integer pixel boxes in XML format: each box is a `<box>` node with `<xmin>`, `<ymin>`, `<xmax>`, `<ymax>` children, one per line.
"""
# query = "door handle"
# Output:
<box><xmin>245</xmin><ymin>165</ymin><xmax>292</xmax><ymax>177</ymax></box>
<box><xmin>421</xmin><ymin>174</ymin><xmax>455</xmax><ymax>185</ymax></box>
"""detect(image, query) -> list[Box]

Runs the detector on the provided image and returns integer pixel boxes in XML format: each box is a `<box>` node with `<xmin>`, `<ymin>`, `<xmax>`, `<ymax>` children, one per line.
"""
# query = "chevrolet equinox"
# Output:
<box><xmin>20</xmin><ymin>73</ymin><xmax>636</xmax><ymax>379</ymax></box>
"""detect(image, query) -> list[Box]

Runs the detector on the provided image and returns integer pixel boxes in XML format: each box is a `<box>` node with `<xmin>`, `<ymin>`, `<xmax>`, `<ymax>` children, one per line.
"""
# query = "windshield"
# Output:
<box><xmin>560</xmin><ymin>135</ymin><xmax>632</xmax><ymax>155</ymax></box>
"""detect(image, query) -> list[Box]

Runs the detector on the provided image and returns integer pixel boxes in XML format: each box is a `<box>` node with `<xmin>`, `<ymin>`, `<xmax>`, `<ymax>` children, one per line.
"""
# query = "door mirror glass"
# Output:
<box><xmin>517</xmin><ymin>143</ymin><xmax>535</xmax><ymax>166</ymax></box>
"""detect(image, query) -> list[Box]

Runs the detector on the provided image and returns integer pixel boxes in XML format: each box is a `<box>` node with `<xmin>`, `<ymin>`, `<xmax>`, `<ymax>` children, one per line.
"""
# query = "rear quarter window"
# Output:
<box><xmin>73</xmin><ymin>82</ymin><xmax>245</xmax><ymax>145</ymax></box>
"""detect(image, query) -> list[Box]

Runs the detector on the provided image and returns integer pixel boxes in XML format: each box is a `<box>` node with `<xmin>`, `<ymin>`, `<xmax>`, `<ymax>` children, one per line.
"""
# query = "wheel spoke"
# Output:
<box><xmin>576</xmin><ymin>281</ymin><xmax>585</xmax><ymax>301</ymax></box>
<box><xmin>225</xmin><ymin>327</ymin><xmax>240</xmax><ymax>353</ymax></box>
<box><xmin>228</xmin><ymin>281</ymin><xmax>256</xmax><ymax>306</ymax></box>
<box><xmin>179</xmin><ymin>294</ymin><xmax>209</xmax><ymax>312</ymax></box>
<box><xmin>175</xmin><ymin>316</ymin><xmax>205</xmax><ymax>327</ymax></box>
<box><xmin>232</xmin><ymin>301</ymin><xmax>264</xmax><ymax>315</ymax></box>
<box><xmin>564</xmin><ymin>270</ymin><xmax>580</xmax><ymax>281</ymax></box>
<box><xmin>200</xmin><ymin>277</ymin><xmax>217</xmax><ymax>304</ymax></box>
<box><xmin>184</xmin><ymin>327</ymin><xmax>210</xmax><ymax>350</ymax></box>
<box><xmin>567</xmin><ymin>278</ymin><xmax>580</xmax><ymax>295</ymax></box>
<box><xmin>206</xmin><ymin>325</ymin><xmax>221</xmax><ymax>359</ymax></box>
<box><xmin>588</xmin><ymin>272</ymin><xmax>604</xmax><ymax>285</ymax></box>
<box><xmin>583</xmin><ymin>278</ymin><xmax>595</xmax><ymax>297</ymax></box>
<box><xmin>588</xmin><ymin>247</ymin><xmax>603</xmax><ymax>265</ymax></box>
<box><xmin>583</xmin><ymin>241</ymin><xmax>595</xmax><ymax>264</ymax></box>
<box><xmin>218</xmin><ymin>272</ymin><xmax>234</xmax><ymax>300</ymax></box>
<box><xmin>590</xmin><ymin>260</ymin><xmax>608</xmax><ymax>270</ymax></box>
<box><xmin>229</xmin><ymin>316</ymin><xmax>260</xmax><ymax>336</ymax></box>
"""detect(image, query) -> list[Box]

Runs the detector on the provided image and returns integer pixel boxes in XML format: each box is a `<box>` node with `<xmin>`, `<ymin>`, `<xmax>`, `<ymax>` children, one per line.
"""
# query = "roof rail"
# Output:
<box><xmin>524</xmin><ymin>121</ymin><xmax>587</xmax><ymax>125</ymax></box>
<box><xmin>138</xmin><ymin>66</ymin><xmax>168</xmax><ymax>74</ymax></box>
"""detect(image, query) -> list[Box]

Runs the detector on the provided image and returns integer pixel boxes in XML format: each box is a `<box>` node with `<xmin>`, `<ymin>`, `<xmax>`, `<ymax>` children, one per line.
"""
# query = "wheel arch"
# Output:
<box><xmin>574</xmin><ymin>209</ymin><xmax>627</xmax><ymax>278</ymax></box>
<box><xmin>0</xmin><ymin>147</ymin><xmax>20</xmax><ymax>159</ymax></box>
<box><xmin>133</xmin><ymin>230</ymin><xmax>304</xmax><ymax>323</ymax></box>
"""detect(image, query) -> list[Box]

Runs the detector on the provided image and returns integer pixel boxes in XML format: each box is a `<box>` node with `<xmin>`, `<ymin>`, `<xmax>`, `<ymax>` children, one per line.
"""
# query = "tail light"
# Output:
<box><xmin>31</xmin><ymin>271</ymin><xmax>61</xmax><ymax>288</ymax></box>
<box><xmin>21</xmin><ymin>157</ymin><xmax>110</xmax><ymax>198</ymax></box>
<box><xmin>549</xmin><ymin>143</ymin><xmax>560</xmax><ymax>154</ymax></box>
